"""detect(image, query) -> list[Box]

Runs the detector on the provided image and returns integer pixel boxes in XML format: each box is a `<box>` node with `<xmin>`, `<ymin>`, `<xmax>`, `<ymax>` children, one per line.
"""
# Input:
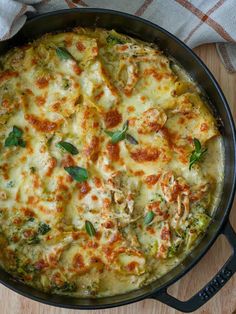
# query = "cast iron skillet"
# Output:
<box><xmin>0</xmin><ymin>8</ymin><xmax>235</xmax><ymax>313</ymax></box>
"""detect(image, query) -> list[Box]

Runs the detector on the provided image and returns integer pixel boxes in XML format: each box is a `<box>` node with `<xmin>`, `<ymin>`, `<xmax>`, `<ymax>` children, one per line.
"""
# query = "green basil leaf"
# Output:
<box><xmin>189</xmin><ymin>138</ymin><xmax>207</xmax><ymax>170</ymax></box>
<box><xmin>104</xmin><ymin>130</ymin><xmax>114</xmax><ymax>137</ymax></box>
<box><xmin>56</xmin><ymin>141</ymin><xmax>79</xmax><ymax>155</ymax></box>
<box><xmin>13</xmin><ymin>126</ymin><xmax>23</xmax><ymax>138</ymax></box>
<box><xmin>56</xmin><ymin>47</ymin><xmax>74</xmax><ymax>61</ymax></box>
<box><xmin>193</xmin><ymin>138</ymin><xmax>201</xmax><ymax>152</ymax></box>
<box><xmin>144</xmin><ymin>211</ymin><xmax>155</xmax><ymax>225</ymax></box>
<box><xmin>85</xmin><ymin>220</ymin><xmax>96</xmax><ymax>237</ymax></box>
<box><xmin>105</xmin><ymin>120</ymin><xmax>129</xmax><ymax>144</ymax></box>
<box><xmin>126</xmin><ymin>133</ymin><xmax>139</xmax><ymax>145</ymax></box>
<box><xmin>17</xmin><ymin>138</ymin><xmax>26</xmax><ymax>148</ymax></box>
<box><xmin>64</xmin><ymin>166</ymin><xmax>88</xmax><ymax>182</ymax></box>
<box><xmin>4</xmin><ymin>134</ymin><xmax>18</xmax><ymax>147</ymax></box>
<box><xmin>38</xmin><ymin>222</ymin><xmax>51</xmax><ymax>235</ymax></box>
<box><xmin>4</xmin><ymin>126</ymin><xmax>26</xmax><ymax>148</ymax></box>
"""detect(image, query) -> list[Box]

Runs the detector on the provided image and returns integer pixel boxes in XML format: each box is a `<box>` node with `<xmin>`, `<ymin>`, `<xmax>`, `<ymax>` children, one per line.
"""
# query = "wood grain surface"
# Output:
<box><xmin>0</xmin><ymin>44</ymin><xmax>235</xmax><ymax>314</ymax></box>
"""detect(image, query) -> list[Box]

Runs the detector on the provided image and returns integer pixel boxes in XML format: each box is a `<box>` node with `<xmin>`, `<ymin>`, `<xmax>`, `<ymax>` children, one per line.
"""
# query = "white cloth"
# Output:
<box><xmin>0</xmin><ymin>0</ymin><xmax>236</xmax><ymax>72</ymax></box>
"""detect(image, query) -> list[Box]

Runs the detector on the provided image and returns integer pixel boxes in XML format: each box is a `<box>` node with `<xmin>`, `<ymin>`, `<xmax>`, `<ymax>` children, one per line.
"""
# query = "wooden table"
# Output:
<box><xmin>0</xmin><ymin>44</ymin><xmax>235</xmax><ymax>314</ymax></box>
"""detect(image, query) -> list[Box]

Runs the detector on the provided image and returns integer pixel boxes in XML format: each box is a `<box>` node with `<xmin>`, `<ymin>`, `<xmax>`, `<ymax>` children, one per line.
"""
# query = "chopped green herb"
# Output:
<box><xmin>106</xmin><ymin>35</ymin><xmax>124</xmax><ymax>46</ymax></box>
<box><xmin>6</xmin><ymin>180</ymin><xmax>14</xmax><ymax>188</ymax></box>
<box><xmin>194</xmin><ymin>213</ymin><xmax>211</xmax><ymax>231</ymax></box>
<box><xmin>62</xmin><ymin>78</ymin><xmax>70</xmax><ymax>90</ymax></box>
<box><xmin>126</xmin><ymin>133</ymin><xmax>139</xmax><ymax>145</ymax></box>
<box><xmin>189</xmin><ymin>138</ymin><xmax>207</xmax><ymax>170</ymax></box>
<box><xmin>4</xmin><ymin>126</ymin><xmax>26</xmax><ymax>148</ymax></box>
<box><xmin>168</xmin><ymin>244</ymin><xmax>179</xmax><ymax>258</ymax></box>
<box><xmin>28</xmin><ymin>217</ymin><xmax>35</xmax><ymax>222</ymax></box>
<box><xmin>27</xmin><ymin>235</ymin><xmax>40</xmax><ymax>245</ymax></box>
<box><xmin>64</xmin><ymin>166</ymin><xmax>88</xmax><ymax>182</ymax></box>
<box><xmin>47</xmin><ymin>135</ymin><xmax>54</xmax><ymax>146</ymax></box>
<box><xmin>23</xmin><ymin>264</ymin><xmax>36</xmax><ymax>273</ymax></box>
<box><xmin>52</xmin><ymin>282</ymin><xmax>76</xmax><ymax>293</ymax></box>
<box><xmin>56</xmin><ymin>141</ymin><xmax>79</xmax><ymax>155</ymax></box>
<box><xmin>30</xmin><ymin>166</ymin><xmax>36</xmax><ymax>173</ymax></box>
<box><xmin>12</xmin><ymin>126</ymin><xmax>22</xmax><ymax>137</ymax></box>
<box><xmin>105</xmin><ymin>120</ymin><xmax>129</xmax><ymax>144</ymax></box>
<box><xmin>38</xmin><ymin>222</ymin><xmax>51</xmax><ymax>235</ymax></box>
<box><xmin>144</xmin><ymin>211</ymin><xmax>155</xmax><ymax>225</ymax></box>
<box><xmin>85</xmin><ymin>220</ymin><xmax>96</xmax><ymax>237</ymax></box>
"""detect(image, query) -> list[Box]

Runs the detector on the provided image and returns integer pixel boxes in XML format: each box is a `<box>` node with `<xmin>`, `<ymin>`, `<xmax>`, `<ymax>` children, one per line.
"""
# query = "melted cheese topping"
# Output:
<box><xmin>0</xmin><ymin>28</ymin><xmax>224</xmax><ymax>297</ymax></box>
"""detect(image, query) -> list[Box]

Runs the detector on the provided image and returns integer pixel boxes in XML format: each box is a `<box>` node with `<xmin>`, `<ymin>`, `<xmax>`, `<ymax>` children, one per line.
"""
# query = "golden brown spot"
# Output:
<box><xmin>107</xmin><ymin>143</ymin><xmax>120</xmax><ymax>162</ymax></box>
<box><xmin>91</xmin><ymin>195</ymin><xmax>98</xmax><ymax>201</ymax></box>
<box><xmin>161</xmin><ymin>226</ymin><xmax>171</xmax><ymax>241</ymax></box>
<box><xmin>93</xmin><ymin>177</ymin><xmax>102</xmax><ymax>188</ymax></box>
<box><xmin>128</xmin><ymin>117</ymin><xmax>136</xmax><ymax>127</ymax></box>
<box><xmin>84</xmin><ymin>136</ymin><xmax>100</xmax><ymax>162</ymax></box>
<box><xmin>77</xmin><ymin>181</ymin><xmax>91</xmax><ymax>199</ymax></box>
<box><xmin>25</xmin><ymin>88</ymin><xmax>34</xmax><ymax>95</ymax></box>
<box><xmin>25</xmin><ymin>114</ymin><xmax>60</xmax><ymax>132</ymax></box>
<box><xmin>147</xmin><ymin>201</ymin><xmax>160</xmax><ymax>212</ymax></box>
<box><xmin>127</xmin><ymin>106</ymin><xmax>135</xmax><ymax>113</ymax></box>
<box><xmin>92</xmin><ymin>47</ymin><xmax>98</xmax><ymax>54</ymax></box>
<box><xmin>61</xmin><ymin>154</ymin><xmax>76</xmax><ymax>168</ymax></box>
<box><xmin>93</xmin><ymin>121</ymin><xmax>99</xmax><ymax>128</ymax></box>
<box><xmin>104</xmin><ymin>109</ymin><xmax>122</xmax><ymax>129</ymax></box>
<box><xmin>23</xmin><ymin>229</ymin><xmax>35</xmax><ymax>239</ymax></box>
<box><xmin>76</xmin><ymin>41</ymin><xmax>86</xmax><ymax>51</ymax></box>
<box><xmin>73</xmin><ymin>253</ymin><xmax>85</xmax><ymax>269</ymax></box>
<box><xmin>94</xmin><ymin>91</ymin><xmax>104</xmax><ymax>101</ymax></box>
<box><xmin>86</xmin><ymin>241</ymin><xmax>98</xmax><ymax>249</ymax></box>
<box><xmin>35</xmin><ymin>96</ymin><xmax>46</xmax><ymax>106</ymax></box>
<box><xmin>103</xmin><ymin>220</ymin><xmax>114</xmax><ymax>229</ymax></box>
<box><xmin>120</xmin><ymin>44</ymin><xmax>129</xmax><ymax>51</ymax></box>
<box><xmin>51</xmin><ymin>272</ymin><xmax>64</xmax><ymax>286</ymax></box>
<box><xmin>147</xmin><ymin>226</ymin><xmax>156</xmax><ymax>235</ymax></box>
<box><xmin>200</xmin><ymin>123</ymin><xmax>208</xmax><ymax>131</ymax></box>
<box><xmin>130</xmin><ymin>147</ymin><xmax>159</xmax><ymax>162</ymax></box>
<box><xmin>73</xmin><ymin>64</ymin><xmax>82</xmax><ymax>75</ymax></box>
<box><xmin>51</xmin><ymin>102</ymin><xmax>61</xmax><ymax>112</ymax></box>
<box><xmin>143</xmin><ymin>68</ymin><xmax>173</xmax><ymax>81</ymax></box>
<box><xmin>103</xmin><ymin>198</ymin><xmax>111</xmax><ymax>209</ymax></box>
<box><xmin>0</xmin><ymin>71</ymin><xmax>18</xmax><ymax>84</ymax></box>
<box><xmin>144</xmin><ymin>174</ymin><xmax>161</xmax><ymax>186</ymax></box>
<box><xmin>0</xmin><ymin>163</ymin><xmax>9</xmax><ymax>180</ymax></box>
<box><xmin>36</xmin><ymin>77</ymin><xmax>49</xmax><ymax>89</ymax></box>
<box><xmin>125</xmin><ymin>261</ymin><xmax>139</xmax><ymax>272</ymax></box>
<box><xmin>20</xmin><ymin>156</ymin><xmax>27</xmax><ymax>162</ymax></box>
<box><xmin>13</xmin><ymin>218</ymin><xmax>22</xmax><ymax>225</ymax></box>
<box><xmin>46</xmin><ymin>157</ymin><xmax>57</xmax><ymax>177</ymax></box>
<box><xmin>133</xmin><ymin>170</ymin><xmax>145</xmax><ymax>176</ymax></box>
<box><xmin>35</xmin><ymin>259</ymin><xmax>49</xmax><ymax>270</ymax></box>
<box><xmin>27</xmin><ymin>196</ymin><xmax>39</xmax><ymax>204</ymax></box>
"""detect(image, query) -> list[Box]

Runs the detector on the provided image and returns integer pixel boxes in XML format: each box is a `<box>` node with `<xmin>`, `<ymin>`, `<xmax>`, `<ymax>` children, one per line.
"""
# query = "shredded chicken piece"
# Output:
<box><xmin>190</xmin><ymin>182</ymin><xmax>210</xmax><ymax>202</ymax></box>
<box><xmin>160</xmin><ymin>171</ymin><xmax>190</xmax><ymax>220</ymax></box>
<box><xmin>107</xmin><ymin>171</ymin><xmax>137</xmax><ymax>215</ymax></box>
<box><xmin>0</xmin><ymin>190</ymin><xmax>7</xmax><ymax>200</ymax></box>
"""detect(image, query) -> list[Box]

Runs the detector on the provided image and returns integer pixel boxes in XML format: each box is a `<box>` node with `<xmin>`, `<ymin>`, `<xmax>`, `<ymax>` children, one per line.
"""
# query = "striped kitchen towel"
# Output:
<box><xmin>0</xmin><ymin>0</ymin><xmax>236</xmax><ymax>72</ymax></box>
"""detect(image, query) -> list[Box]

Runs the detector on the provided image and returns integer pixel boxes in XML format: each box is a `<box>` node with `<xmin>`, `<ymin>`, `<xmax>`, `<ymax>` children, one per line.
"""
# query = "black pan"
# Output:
<box><xmin>0</xmin><ymin>9</ymin><xmax>235</xmax><ymax>313</ymax></box>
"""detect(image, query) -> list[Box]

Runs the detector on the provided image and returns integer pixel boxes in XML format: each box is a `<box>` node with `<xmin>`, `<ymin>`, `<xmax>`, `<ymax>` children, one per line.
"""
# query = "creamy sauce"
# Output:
<box><xmin>0</xmin><ymin>28</ymin><xmax>224</xmax><ymax>297</ymax></box>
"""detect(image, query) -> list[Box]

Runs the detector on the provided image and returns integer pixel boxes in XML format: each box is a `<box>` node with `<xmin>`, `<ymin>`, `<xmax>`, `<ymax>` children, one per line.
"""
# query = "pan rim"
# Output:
<box><xmin>0</xmin><ymin>7</ymin><xmax>235</xmax><ymax>310</ymax></box>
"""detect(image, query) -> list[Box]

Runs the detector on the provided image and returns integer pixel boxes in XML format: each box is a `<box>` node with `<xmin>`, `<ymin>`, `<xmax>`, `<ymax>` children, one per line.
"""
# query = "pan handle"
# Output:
<box><xmin>151</xmin><ymin>220</ymin><xmax>236</xmax><ymax>313</ymax></box>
